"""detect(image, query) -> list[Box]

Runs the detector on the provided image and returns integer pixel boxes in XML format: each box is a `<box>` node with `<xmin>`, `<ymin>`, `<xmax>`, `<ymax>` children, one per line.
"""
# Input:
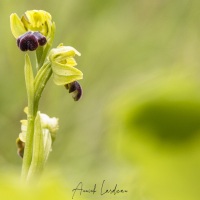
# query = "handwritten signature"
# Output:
<box><xmin>72</xmin><ymin>180</ymin><xmax>128</xmax><ymax>199</ymax></box>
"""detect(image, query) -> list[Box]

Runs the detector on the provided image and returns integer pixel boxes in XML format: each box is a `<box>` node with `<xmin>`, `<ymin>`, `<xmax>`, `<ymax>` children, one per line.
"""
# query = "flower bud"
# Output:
<box><xmin>19</xmin><ymin>109</ymin><xmax>59</xmax><ymax>145</ymax></box>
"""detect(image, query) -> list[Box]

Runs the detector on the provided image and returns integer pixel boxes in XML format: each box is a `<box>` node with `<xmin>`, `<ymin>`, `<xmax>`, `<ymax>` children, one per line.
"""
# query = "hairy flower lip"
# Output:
<box><xmin>17</xmin><ymin>31</ymin><xmax>47</xmax><ymax>51</ymax></box>
<box><xmin>18</xmin><ymin>33</ymin><xmax>38</xmax><ymax>51</ymax></box>
<box><xmin>32</xmin><ymin>32</ymin><xmax>47</xmax><ymax>46</ymax></box>
<box><xmin>65</xmin><ymin>81</ymin><xmax>82</xmax><ymax>101</ymax></box>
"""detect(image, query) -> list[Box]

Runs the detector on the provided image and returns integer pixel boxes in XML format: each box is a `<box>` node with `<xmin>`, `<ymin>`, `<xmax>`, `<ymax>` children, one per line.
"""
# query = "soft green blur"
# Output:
<box><xmin>1</xmin><ymin>0</ymin><xmax>200</xmax><ymax>199</ymax></box>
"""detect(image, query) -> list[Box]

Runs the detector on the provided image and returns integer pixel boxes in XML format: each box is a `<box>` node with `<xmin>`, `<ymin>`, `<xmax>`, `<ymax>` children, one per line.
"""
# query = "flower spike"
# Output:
<box><xmin>10</xmin><ymin>9</ymin><xmax>84</xmax><ymax>182</ymax></box>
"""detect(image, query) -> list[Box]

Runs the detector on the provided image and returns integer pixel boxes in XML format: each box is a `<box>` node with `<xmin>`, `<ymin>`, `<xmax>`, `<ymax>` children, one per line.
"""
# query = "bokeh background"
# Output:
<box><xmin>1</xmin><ymin>0</ymin><xmax>200</xmax><ymax>199</ymax></box>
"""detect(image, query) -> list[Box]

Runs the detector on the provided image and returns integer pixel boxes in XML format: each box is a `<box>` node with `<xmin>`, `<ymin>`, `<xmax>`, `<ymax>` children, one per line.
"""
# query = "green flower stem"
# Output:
<box><xmin>21</xmin><ymin>55</ymin><xmax>35</xmax><ymax>181</ymax></box>
<box><xmin>21</xmin><ymin>56</ymin><xmax>52</xmax><ymax>182</ymax></box>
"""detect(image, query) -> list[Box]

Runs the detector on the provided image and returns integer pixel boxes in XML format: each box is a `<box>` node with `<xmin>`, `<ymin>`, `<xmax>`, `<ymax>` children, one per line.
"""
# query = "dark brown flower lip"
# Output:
<box><xmin>17</xmin><ymin>31</ymin><xmax>47</xmax><ymax>51</ymax></box>
<box><xmin>33</xmin><ymin>32</ymin><xmax>47</xmax><ymax>46</ymax></box>
<box><xmin>65</xmin><ymin>81</ymin><xmax>82</xmax><ymax>101</ymax></box>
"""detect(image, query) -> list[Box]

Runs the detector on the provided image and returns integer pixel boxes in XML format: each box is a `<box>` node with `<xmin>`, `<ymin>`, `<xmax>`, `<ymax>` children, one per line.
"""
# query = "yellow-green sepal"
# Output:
<box><xmin>10</xmin><ymin>13</ymin><xmax>26</xmax><ymax>38</ymax></box>
<box><xmin>52</xmin><ymin>62</ymin><xmax>83</xmax><ymax>85</ymax></box>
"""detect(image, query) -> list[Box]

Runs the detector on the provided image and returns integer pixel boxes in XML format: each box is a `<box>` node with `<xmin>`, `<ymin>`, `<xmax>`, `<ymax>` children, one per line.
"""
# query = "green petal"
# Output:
<box><xmin>49</xmin><ymin>46</ymin><xmax>81</xmax><ymax>61</ymax></box>
<box><xmin>25</xmin><ymin>10</ymin><xmax>52</xmax><ymax>27</ymax></box>
<box><xmin>53</xmin><ymin>73</ymin><xmax>83</xmax><ymax>85</ymax></box>
<box><xmin>21</xmin><ymin>10</ymin><xmax>53</xmax><ymax>38</ymax></box>
<box><xmin>10</xmin><ymin>13</ymin><xmax>26</xmax><ymax>38</ymax></box>
<box><xmin>65</xmin><ymin>57</ymin><xmax>77</xmax><ymax>67</ymax></box>
<box><xmin>52</xmin><ymin>61</ymin><xmax>83</xmax><ymax>76</ymax></box>
<box><xmin>52</xmin><ymin>61</ymin><xmax>83</xmax><ymax>85</ymax></box>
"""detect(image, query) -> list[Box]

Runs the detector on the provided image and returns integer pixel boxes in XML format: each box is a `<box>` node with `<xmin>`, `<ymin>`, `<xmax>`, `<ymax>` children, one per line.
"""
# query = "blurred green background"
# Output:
<box><xmin>1</xmin><ymin>0</ymin><xmax>200</xmax><ymax>199</ymax></box>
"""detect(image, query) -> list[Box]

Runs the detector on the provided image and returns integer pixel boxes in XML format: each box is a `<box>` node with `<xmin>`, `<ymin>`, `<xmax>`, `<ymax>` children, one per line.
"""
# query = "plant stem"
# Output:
<box><xmin>21</xmin><ymin>58</ymin><xmax>52</xmax><ymax>183</ymax></box>
<box><xmin>21</xmin><ymin>55</ymin><xmax>35</xmax><ymax>182</ymax></box>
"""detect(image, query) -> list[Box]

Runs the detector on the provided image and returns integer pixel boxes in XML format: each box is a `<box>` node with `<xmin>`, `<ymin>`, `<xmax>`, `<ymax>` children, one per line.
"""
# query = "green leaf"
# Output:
<box><xmin>34</xmin><ymin>62</ymin><xmax>52</xmax><ymax>105</ymax></box>
<box><xmin>27</xmin><ymin>112</ymin><xmax>53</xmax><ymax>181</ymax></box>
<box><xmin>27</xmin><ymin>112</ymin><xmax>44</xmax><ymax>181</ymax></box>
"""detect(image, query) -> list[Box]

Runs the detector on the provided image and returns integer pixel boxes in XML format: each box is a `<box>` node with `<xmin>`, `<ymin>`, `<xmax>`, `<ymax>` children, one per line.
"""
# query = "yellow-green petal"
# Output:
<box><xmin>10</xmin><ymin>13</ymin><xmax>26</xmax><ymax>38</ymax></box>
<box><xmin>65</xmin><ymin>57</ymin><xmax>77</xmax><ymax>67</ymax></box>
<box><xmin>53</xmin><ymin>73</ymin><xmax>83</xmax><ymax>85</ymax></box>
<box><xmin>21</xmin><ymin>10</ymin><xmax>53</xmax><ymax>38</ymax></box>
<box><xmin>52</xmin><ymin>61</ymin><xmax>82</xmax><ymax>76</ymax></box>
<box><xmin>49</xmin><ymin>46</ymin><xmax>81</xmax><ymax>61</ymax></box>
